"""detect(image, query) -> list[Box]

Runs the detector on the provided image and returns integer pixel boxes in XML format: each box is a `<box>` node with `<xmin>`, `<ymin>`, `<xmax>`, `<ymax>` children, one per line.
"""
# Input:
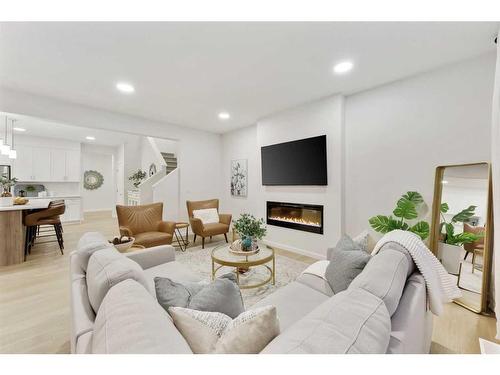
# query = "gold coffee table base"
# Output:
<box><xmin>211</xmin><ymin>242</ymin><xmax>275</xmax><ymax>290</ymax></box>
<box><xmin>212</xmin><ymin>264</ymin><xmax>274</xmax><ymax>289</ymax></box>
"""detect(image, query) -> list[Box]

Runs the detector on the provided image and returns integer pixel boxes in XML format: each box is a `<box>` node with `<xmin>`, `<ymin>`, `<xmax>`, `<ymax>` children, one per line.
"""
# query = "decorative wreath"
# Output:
<box><xmin>83</xmin><ymin>170</ymin><xmax>104</xmax><ymax>190</ymax></box>
<box><xmin>149</xmin><ymin>163</ymin><xmax>157</xmax><ymax>177</ymax></box>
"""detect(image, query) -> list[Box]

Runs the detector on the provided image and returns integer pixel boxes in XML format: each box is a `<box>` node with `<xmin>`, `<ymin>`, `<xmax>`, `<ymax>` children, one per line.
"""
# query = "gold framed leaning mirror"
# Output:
<box><xmin>430</xmin><ymin>162</ymin><xmax>493</xmax><ymax>313</ymax></box>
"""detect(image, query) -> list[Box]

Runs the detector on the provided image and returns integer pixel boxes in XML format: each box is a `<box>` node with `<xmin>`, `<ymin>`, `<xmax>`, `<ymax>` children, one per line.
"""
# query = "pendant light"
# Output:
<box><xmin>8</xmin><ymin>118</ymin><xmax>17</xmax><ymax>159</ymax></box>
<box><xmin>0</xmin><ymin>116</ymin><xmax>10</xmax><ymax>155</ymax></box>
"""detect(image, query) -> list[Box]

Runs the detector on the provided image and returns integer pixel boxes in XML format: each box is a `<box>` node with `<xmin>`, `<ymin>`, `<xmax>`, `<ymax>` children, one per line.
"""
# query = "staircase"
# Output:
<box><xmin>162</xmin><ymin>152</ymin><xmax>178</xmax><ymax>175</ymax></box>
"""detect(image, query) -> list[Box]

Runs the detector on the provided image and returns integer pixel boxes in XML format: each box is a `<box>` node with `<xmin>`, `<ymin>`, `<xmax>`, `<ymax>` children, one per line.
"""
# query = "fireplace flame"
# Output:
<box><xmin>269</xmin><ymin>215</ymin><xmax>321</xmax><ymax>227</ymax></box>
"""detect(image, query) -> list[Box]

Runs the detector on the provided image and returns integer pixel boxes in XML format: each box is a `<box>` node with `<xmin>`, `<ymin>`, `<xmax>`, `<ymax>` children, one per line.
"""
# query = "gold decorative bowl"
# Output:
<box><xmin>229</xmin><ymin>239</ymin><xmax>260</xmax><ymax>256</ymax></box>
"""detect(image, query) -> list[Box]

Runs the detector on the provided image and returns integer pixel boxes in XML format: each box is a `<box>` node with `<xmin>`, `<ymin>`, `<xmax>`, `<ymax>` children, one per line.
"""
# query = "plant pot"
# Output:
<box><xmin>0</xmin><ymin>197</ymin><xmax>14</xmax><ymax>207</ymax></box>
<box><xmin>438</xmin><ymin>242</ymin><xmax>462</xmax><ymax>275</ymax></box>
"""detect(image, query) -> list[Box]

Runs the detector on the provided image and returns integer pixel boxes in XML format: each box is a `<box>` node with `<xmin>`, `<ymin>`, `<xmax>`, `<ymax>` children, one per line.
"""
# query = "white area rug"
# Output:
<box><xmin>175</xmin><ymin>240</ymin><xmax>310</xmax><ymax>307</ymax></box>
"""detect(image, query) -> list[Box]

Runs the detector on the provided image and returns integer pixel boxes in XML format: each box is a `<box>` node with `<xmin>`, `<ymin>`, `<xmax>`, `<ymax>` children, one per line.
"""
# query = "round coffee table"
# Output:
<box><xmin>211</xmin><ymin>242</ymin><xmax>275</xmax><ymax>289</ymax></box>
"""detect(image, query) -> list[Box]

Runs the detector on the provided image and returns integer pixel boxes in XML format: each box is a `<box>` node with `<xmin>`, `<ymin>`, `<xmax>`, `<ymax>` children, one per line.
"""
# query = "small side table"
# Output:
<box><xmin>173</xmin><ymin>222</ymin><xmax>189</xmax><ymax>251</ymax></box>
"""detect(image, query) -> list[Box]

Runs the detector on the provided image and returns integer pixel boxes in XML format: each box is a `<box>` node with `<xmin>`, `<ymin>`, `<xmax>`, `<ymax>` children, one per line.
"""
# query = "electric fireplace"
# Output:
<box><xmin>266</xmin><ymin>201</ymin><xmax>324</xmax><ymax>234</ymax></box>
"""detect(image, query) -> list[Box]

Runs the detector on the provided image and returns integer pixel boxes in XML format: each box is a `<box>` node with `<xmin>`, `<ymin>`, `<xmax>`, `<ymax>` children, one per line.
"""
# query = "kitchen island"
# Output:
<box><xmin>0</xmin><ymin>199</ymin><xmax>51</xmax><ymax>266</ymax></box>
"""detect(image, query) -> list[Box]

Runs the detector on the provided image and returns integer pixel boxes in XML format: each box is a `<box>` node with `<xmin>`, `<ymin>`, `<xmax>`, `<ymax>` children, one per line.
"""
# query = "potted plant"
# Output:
<box><xmin>128</xmin><ymin>169</ymin><xmax>147</xmax><ymax>188</ymax></box>
<box><xmin>233</xmin><ymin>213</ymin><xmax>267</xmax><ymax>251</ymax></box>
<box><xmin>438</xmin><ymin>203</ymin><xmax>482</xmax><ymax>274</ymax></box>
<box><xmin>369</xmin><ymin>191</ymin><xmax>430</xmax><ymax>240</ymax></box>
<box><xmin>0</xmin><ymin>176</ymin><xmax>18</xmax><ymax>206</ymax></box>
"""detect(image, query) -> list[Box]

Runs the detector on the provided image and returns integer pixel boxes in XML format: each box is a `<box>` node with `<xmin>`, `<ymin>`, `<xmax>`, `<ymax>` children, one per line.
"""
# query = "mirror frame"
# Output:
<box><xmin>429</xmin><ymin>162</ymin><xmax>493</xmax><ymax>314</ymax></box>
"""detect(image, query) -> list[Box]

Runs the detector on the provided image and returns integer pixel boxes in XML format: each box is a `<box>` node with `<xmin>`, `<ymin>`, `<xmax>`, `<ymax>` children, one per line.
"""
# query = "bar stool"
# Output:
<box><xmin>24</xmin><ymin>200</ymin><xmax>66</xmax><ymax>258</ymax></box>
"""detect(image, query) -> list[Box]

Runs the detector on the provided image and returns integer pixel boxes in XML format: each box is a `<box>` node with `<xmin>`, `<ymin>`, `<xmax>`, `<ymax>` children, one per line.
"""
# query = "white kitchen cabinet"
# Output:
<box><xmin>65</xmin><ymin>149</ymin><xmax>81</xmax><ymax>181</ymax></box>
<box><xmin>50</xmin><ymin>149</ymin><xmax>67</xmax><ymax>181</ymax></box>
<box><xmin>61</xmin><ymin>198</ymin><xmax>82</xmax><ymax>223</ymax></box>
<box><xmin>32</xmin><ymin>147</ymin><xmax>51</xmax><ymax>181</ymax></box>
<box><xmin>12</xmin><ymin>145</ymin><xmax>33</xmax><ymax>181</ymax></box>
<box><xmin>51</xmin><ymin>148</ymin><xmax>81</xmax><ymax>182</ymax></box>
<box><xmin>13</xmin><ymin>144</ymin><xmax>81</xmax><ymax>182</ymax></box>
<box><xmin>13</xmin><ymin>145</ymin><xmax>51</xmax><ymax>181</ymax></box>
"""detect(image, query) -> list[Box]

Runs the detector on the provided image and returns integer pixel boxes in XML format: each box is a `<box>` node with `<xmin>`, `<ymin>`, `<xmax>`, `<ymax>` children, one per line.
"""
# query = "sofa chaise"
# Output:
<box><xmin>70</xmin><ymin>232</ymin><xmax>433</xmax><ymax>354</ymax></box>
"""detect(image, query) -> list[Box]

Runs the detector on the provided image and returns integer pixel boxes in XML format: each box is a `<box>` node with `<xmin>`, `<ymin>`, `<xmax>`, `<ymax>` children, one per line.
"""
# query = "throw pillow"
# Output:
<box><xmin>326</xmin><ymin>231</ymin><xmax>369</xmax><ymax>259</ymax></box>
<box><xmin>192</xmin><ymin>208</ymin><xmax>219</xmax><ymax>224</ymax></box>
<box><xmin>169</xmin><ymin>305</ymin><xmax>280</xmax><ymax>354</ymax></box>
<box><xmin>154</xmin><ymin>273</ymin><xmax>244</xmax><ymax>318</ymax></box>
<box><xmin>325</xmin><ymin>234</ymin><xmax>371</xmax><ymax>294</ymax></box>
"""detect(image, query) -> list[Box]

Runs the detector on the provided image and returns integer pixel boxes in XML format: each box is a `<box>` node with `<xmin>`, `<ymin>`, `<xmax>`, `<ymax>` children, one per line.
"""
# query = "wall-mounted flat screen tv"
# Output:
<box><xmin>261</xmin><ymin>135</ymin><xmax>327</xmax><ymax>186</ymax></box>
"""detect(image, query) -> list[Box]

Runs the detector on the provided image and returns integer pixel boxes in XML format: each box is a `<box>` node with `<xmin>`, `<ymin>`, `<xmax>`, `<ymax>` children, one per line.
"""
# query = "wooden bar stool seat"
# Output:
<box><xmin>24</xmin><ymin>200</ymin><xmax>66</xmax><ymax>258</ymax></box>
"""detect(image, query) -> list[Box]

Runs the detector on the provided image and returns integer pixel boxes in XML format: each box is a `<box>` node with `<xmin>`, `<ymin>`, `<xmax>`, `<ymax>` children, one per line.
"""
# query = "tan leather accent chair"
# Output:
<box><xmin>463</xmin><ymin>223</ymin><xmax>485</xmax><ymax>273</ymax></box>
<box><xmin>116</xmin><ymin>202</ymin><xmax>175</xmax><ymax>248</ymax></box>
<box><xmin>186</xmin><ymin>199</ymin><xmax>231</xmax><ymax>249</ymax></box>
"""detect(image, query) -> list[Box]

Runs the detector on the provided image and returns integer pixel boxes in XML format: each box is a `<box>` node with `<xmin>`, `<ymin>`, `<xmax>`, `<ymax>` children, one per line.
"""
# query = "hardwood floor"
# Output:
<box><xmin>0</xmin><ymin>210</ymin><xmax>498</xmax><ymax>354</ymax></box>
<box><xmin>0</xmin><ymin>211</ymin><xmax>119</xmax><ymax>354</ymax></box>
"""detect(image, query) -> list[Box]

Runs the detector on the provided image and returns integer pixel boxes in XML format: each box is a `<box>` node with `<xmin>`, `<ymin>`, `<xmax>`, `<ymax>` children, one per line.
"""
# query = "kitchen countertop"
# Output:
<box><xmin>27</xmin><ymin>195</ymin><xmax>81</xmax><ymax>199</ymax></box>
<box><xmin>0</xmin><ymin>199</ymin><xmax>51</xmax><ymax>212</ymax></box>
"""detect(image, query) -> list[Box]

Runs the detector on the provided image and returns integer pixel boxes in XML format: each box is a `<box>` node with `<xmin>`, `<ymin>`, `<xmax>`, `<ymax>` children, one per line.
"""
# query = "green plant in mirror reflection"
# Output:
<box><xmin>439</xmin><ymin>203</ymin><xmax>483</xmax><ymax>246</ymax></box>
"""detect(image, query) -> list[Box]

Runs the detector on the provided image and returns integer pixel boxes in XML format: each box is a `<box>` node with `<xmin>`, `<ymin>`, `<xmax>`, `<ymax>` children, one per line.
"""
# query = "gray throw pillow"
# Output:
<box><xmin>325</xmin><ymin>235</ymin><xmax>371</xmax><ymax>294</ymax></box>
<box><xmin>154</xmin><ymin>273</ymin><xmax>245</xmax><ymax>318</ymax></box>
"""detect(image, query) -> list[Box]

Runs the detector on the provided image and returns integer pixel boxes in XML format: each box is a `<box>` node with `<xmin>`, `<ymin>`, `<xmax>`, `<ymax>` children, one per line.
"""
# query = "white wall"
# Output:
<box><xmin>221</xmin><ymin>125</ymin><xmax>260</xmax><ymax>219</ymax></box>
<box><xmin>153</xmin><ymin>168</ymin><xmax>180</xmax><ymax>221</ymax></box>
<box><xmin>0</xmin><ymin>87</ymin><xmax>223</xmax><ymax>221</ymax></box>
<box><xmin>222</xmin><ymin>95</ymin><xmax>344</xmax><ymax>258</ymax></box>
<box><xmin>155</xmin><ymin>137</ymin><xmax>178</xmax><ymax>157</ymax></box>
<box><xmin>141</xmin><ymin>137</ymin><xmax>165</xmax><ymax>175</ymax></box>
<box><xmin>81</xmin><ymin>144</ymin><xmax>114</xmax><ymax>212</ymax></box>
<box><xmin>344</xmin><ymin>53</ymin><xmax>495</xmax><ymax>237</ymax></box>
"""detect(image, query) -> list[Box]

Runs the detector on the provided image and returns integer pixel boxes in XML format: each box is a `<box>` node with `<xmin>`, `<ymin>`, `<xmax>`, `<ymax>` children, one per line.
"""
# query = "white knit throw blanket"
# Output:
<box><xmin>372</xmin><ymin>230</ymin><xmax>461</xmax><ymax>316</ymax></box>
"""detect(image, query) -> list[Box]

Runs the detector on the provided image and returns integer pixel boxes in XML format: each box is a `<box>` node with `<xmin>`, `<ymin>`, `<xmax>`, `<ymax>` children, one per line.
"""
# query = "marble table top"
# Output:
<box><xmin>0</xmin><ymin>199</ymin><xmax>51</xmax><ymax>212</ymax></box>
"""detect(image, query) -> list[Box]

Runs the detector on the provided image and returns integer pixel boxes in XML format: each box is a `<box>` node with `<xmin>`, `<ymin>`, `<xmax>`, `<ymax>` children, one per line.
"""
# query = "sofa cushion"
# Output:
<box><xmin>143</xmin><ymin>260</ymin><xmax>202</xmax><ymax>291</ymax></box>
<box><xmin>348</xmin><ymin>248</ymin><xmax>411</xmax><ymax>316</ymax></box>
<box><xmin>325</xmin><ymin>235</ymin><xmax>371</xmax><ymax>294</ymax></box>
<box><xmin>193</xmin><ymin>208</ymin><xmax>219</xmax><ymax>224</ymax></box>
<box><xmin>261</xmin><ymin>288</ymin><xmax>391</xmax><ymax>354</ymax></box>
<box><xmin>387</xmin><ymin>273</ymin><xmax>432</xmax><ymax>354</ymax></box>
<box><xmin>134</xmin><ymin>231</ymin><xmax>173</xmax><ymax>248</ymax></box>
<box><xmin>169</xmin><ymin>306</ymin><xmax>279</xmax><ymax>354</ymax></box>
<box><xmin>202</xmin><ymin>222</ymin><xmax>230</xmax><ymax>236</ymax></box>
<box><xmin>73</xmin><ymin>231</ymin><xmax>113</xmax><ymax>272</ymax></box>
<box><xmin>378</xmin><ymin>242</ymin><xmax>415</xmax><ymax>277</ymax></box>
<box><xmin>86</xmin><ymin>247</ymin><xmax>150</xmax><ymax>312</ymax></box>
<box><xmin>155</xmin><ymin>273</ymin><xmax>245</xmax><ymax>318</ymax></box>
<box><xmin>252</xmin><ymin>281</ymin><xmax>329</xmax><ymax>331</ymax></box>
<box><xmin>92</xmin><ymin>279</ymin><xmax>192</xmax><ymax>354</ymax></box>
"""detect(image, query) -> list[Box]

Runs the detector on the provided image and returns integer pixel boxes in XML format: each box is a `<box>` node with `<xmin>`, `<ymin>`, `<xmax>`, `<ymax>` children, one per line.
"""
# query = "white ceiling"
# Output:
<box><xmin>0</xmin><ymin>22</ymin><xmax>498</xmax><ymax>133</ymax></box>
<box><xmin>0</xmin><ymin>112</ymin><xmax>136</xmax><ymax>147</ymax></box>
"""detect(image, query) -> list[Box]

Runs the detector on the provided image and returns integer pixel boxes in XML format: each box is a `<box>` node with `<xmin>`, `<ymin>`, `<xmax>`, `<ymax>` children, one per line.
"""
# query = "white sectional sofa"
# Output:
<box><xmin>70</xmin><ymin>232</ymin><xmax>433</xmax><ymax>354</ymax></box>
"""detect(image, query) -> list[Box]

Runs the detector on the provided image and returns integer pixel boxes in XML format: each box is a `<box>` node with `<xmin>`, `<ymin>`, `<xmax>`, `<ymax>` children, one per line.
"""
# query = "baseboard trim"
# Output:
<box><xmin>262</xmin><ymin>239</ymin><xmax>325</xmax><ymax>260</ymax></box>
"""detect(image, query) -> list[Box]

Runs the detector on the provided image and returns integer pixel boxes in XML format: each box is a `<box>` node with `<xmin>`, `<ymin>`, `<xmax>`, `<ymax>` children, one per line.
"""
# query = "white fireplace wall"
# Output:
<box><xmin>221</xmin><ymin>95</ymin><xmax>344</xmax><ymax>258</ymax></box>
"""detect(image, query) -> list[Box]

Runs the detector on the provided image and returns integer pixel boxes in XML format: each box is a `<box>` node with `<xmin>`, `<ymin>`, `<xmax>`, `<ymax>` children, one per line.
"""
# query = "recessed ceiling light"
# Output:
<box><xmin>333</xmin><ymin>61</ymin><xmax>354</xmax><ymax>74</ymax></box>
<box><xmin>86</xmin><ymin>136</ymin><xmax>96</xmax><ymax>141</ymax></box>
<box><xmin>13</xmin><ymin>127</ymin><xmax>26</xmax><ymax>132</ymax></box>
<box><xmin>116</xmin><ymin>82</ymin><xmax>135</xmax><ymax>94</ymax></box>
<box><xmin>442</xmin><ymin>180</ymin><xmax>449</xmax><ymax>184</ymax></box>
<box><xmin>218</xmin><ymin>112</ymin><xmax>230</xmax><ymax>120</ymax></box>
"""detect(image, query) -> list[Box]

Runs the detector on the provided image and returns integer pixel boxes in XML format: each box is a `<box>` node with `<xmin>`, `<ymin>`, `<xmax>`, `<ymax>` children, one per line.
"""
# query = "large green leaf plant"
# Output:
<box><xmin>439</xmin><ymin>203</ymin><xmax>482</xmax><ymax>246</ymax></box>
<box><xmin>369</xmin><ymin>191</ymin><xmax>430</xmax><ymax>240</ymax></box>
